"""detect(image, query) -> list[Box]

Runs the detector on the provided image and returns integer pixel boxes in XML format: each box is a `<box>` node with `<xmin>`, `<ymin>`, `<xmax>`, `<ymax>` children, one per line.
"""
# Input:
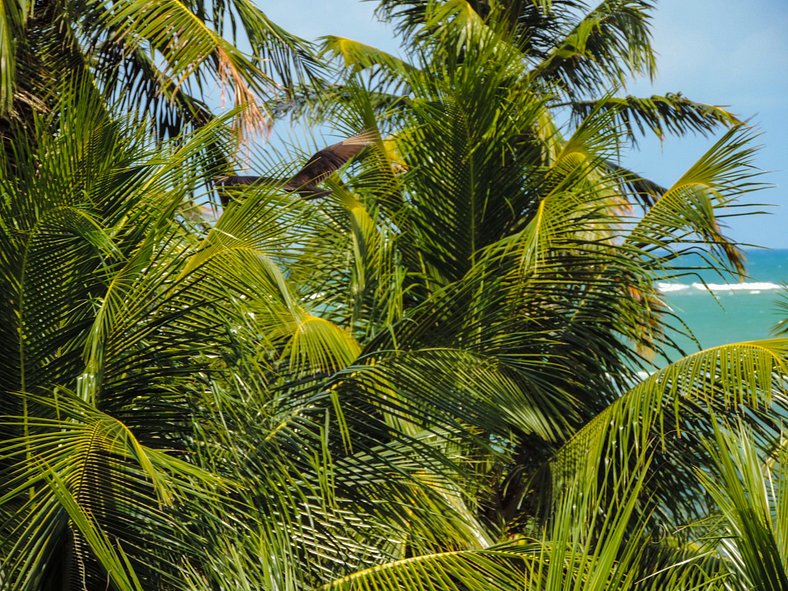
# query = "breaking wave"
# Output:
<box><xmin>657</xmin><ymin>281</ymin><xmax>782</xmax><ymax>294</ymax></box>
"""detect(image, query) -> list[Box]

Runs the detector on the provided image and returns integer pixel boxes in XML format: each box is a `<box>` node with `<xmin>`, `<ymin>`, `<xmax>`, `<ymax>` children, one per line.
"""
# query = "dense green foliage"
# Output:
<box><xmin>0</xmin><ymin>1</ymin><xmax>786</xmax><ymax>590</ymax></box>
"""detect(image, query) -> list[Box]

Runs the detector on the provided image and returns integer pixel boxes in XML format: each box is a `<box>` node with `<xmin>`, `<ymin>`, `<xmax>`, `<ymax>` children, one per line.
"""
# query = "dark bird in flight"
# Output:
<box><xmin>215</xmin><ymin>130</ymin><xmax>377</xmax><ymax>205</ymax></box>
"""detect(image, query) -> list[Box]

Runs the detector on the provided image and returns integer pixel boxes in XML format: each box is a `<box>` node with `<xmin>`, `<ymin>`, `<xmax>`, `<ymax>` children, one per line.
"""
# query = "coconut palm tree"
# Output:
<box><xmin>0</xmin><ymin>0</ymin><xmax>320</xmax><ymax>144</ymax></box>
<box><xmin>0</xmin><ymin>78</ymin><xmax>504</xmax><ymax>591</ymax></box>
<box><xmin>278</xmin><ymin>0</ymin><xmax>784</xmax><ymax>526</ymax></box>
<box><xmin>213</xmin><ymin>3</ymin><xmax>786</xmax><ymax>585</ymax></box>
<box><xmin>1</xmin><ymin>2</ymin><xmax>786</xmax><ymax>591</ymax></box>
<box><xmin>290</xmin><ymin>0</ymin><xmax>741</xmax><ymax>210</ymax></box>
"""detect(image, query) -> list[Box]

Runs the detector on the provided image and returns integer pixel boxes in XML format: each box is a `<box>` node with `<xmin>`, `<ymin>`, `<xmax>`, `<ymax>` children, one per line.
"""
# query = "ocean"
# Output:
<box><xmin>657</xmin><ymin>248</ymin><xmax>787</xmax><ymax>363</ymax></box>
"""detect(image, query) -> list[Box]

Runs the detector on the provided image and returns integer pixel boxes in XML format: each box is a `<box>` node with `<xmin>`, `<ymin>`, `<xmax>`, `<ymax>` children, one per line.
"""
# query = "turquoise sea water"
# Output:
<box><xmin>658</xmin><ymin>249</ymin><xmax>787</xmax><ymax>362</ymax></box>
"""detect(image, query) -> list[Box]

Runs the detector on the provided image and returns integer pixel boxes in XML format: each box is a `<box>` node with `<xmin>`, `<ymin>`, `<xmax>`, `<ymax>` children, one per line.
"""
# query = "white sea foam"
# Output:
<box><xmin>700</xmin><ymin>282</ymin><xmax>781</xmax><ymax>292</ymax></box>
<box><xmin>656</xmin><ymin>281</ymin><xmax>782</xmax><ymax>294</ymax></box>
<box><xmin>656</xmin><ymin>283</ymin><xmax>691</xmax><ymax>293</ymax></box>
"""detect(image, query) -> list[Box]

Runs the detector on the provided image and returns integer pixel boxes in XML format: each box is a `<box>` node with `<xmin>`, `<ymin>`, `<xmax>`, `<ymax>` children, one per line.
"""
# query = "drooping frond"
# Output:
<box><xmin>527</xmin><ymin>0</ymin><xmax>657</xmax><ymax>99</ymax></box>
<box><xmin>565</xmin><ymin>93</ymin><xmax>743</xmax><ymax>143</ymax></box>
<box><xmin>627</xmin><ymin>125</ymin><xmax>764</xmax><ymax>278</ymax></box>
<box><xmin>4</xmin><ymin>0</ymin><xmax>323</xmax><ymax>145</ymax></box>
<box><xmin>95</xmin><ymin>0</ymin><xmax>270</xmax><ymax>138</ymax></box>
<box><xmin>0</xmin><ymin>390</ymin><xmax>228</xmax><ymax>590</ymax></box>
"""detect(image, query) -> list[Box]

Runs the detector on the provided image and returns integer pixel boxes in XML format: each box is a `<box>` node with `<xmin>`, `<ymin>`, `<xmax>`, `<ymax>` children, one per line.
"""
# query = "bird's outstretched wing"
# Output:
<box><xmin>215</xmin><ymin>130</ymin><xmax>377</xmax><ymax>202</ymax></box>
<box><xmin>285</xmin><ymin>130</ymin><xmax>377</xmax><ymax>193</ymax></box>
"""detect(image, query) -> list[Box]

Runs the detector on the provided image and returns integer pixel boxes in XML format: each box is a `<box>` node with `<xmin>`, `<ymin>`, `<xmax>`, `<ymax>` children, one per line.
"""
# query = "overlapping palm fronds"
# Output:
<box><xmin>699</xmin><ymin>422</ymin><xmax>788</xmax><ymax>590</ymax></box>
<box><xmin>290</xmin><ymin>0</ymin><xmax>741</xmax><ymax>239</ymax></box>
<box><xmin>1</xmin><ymin>0</ymin><xmax>322</xmax><ymax>144</ymax></box>
<box><xmin>1</xmin><ymin>1</ymin><xmax>786</xmax><ymax>590</ymax></box>
<box><xmin>0</xmin><ymin>79</ymin><xmax>505</xmax><ymax>589</ymax></box>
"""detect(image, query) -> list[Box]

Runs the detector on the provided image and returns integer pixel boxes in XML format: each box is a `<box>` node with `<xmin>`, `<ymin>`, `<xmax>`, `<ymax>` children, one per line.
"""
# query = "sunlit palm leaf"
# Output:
<box><xmin>696</xmin><ymin>423</ymin><xmax>788</xmax><ymax>590</ymax></box>
<box><xmin>322</xmin><ymin>35</ymin><xmax>414</xmax><ymax>91</ymax></box>
<box><xmin>627</xmin><ymin>125</ymin><xmax>764</xmax><ymax>277</ymax></box>
<box><xmin>549</xmin><ymin>339</ymin><xmax>788</xmax><ymax>526</ymax></box>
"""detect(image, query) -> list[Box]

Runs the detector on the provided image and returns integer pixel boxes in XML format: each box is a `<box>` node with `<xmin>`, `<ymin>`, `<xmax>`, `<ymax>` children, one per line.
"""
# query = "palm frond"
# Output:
<box><xmin>627</xmin><ymin>125</ymin><xmax>764</xmax><ymax>278</ymax></box>
<box><xmin>0</xmin><ymin>0</ymin><xmax>30</xmax><ymax>114</ymax></box>
<box><xmin>0</xmin><ymin>390</ymin><xmax>228</xmax><ymax>590</ymax></box>
<box><xmin>527</xmin><ymin>0</ymin><xmax>656</xmax><ymax>99</ymax></box>
<box><xmin>696</xmin><ymin>422</ymin><xmax>788</xmax><ymax>590</ymax></box>
<box><xmin>93</xmin><ymin>0</ymin><xmax>269</xmax><ymax>138</ymax></box>
<box><xmin>549</xmin><ymin>339</ymin><xmax>788</xmax><ymax>526</ymax></box>
<box><xmin>321</xmin><ymin>36</ymin><xmax>414</xmax><ymax>83</ymax></box>
<box><xmin>227</xmin><ymin>0</ymin><xmax>322</xmax><ymax>92</ymax></box>
<box><xmin>564</xmin><ymin>93</ymin><xmax>743</xmax><ymax>143</ymax></box>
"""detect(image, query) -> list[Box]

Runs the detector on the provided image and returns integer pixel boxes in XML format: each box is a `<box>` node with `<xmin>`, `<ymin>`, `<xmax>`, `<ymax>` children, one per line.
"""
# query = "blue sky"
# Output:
<box><xmin>261</xmin><ymin>0</ymin><xmax>788</xmax><ymax>248</ymax></box>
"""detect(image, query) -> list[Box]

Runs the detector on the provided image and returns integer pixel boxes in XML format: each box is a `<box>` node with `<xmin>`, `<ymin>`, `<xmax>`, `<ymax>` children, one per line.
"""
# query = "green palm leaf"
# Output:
<box><xmin>627</xmin><ymin>125</ymin><xmax>764</xmax><ymax>277</ymax></box>
<box><xmin>549</xmin><ymin>339</ymin><xmax>788</xmax><ymax>525</ymax></box>
<box><xmin>0</xmin><ymin>390</ymin><xmax>227</xmax><ymax>590</ymax></box>
<box><xmin>696</xmin><ymin>423</ymin><xmax>788</xmax><ymax>590</ymax></box>
<box><xmin>0</xmin><ymin>0</ymin><xmax>30</xmax><ymax>114</ymax></box>
<box><xmin>527</xmin><ymin>0</ymin><xmax>656</xmax><ymax>98</ymax></box>
<box><xmin>565</xmin><ymin>93</ymin><xmax>743</xmax><ymax>142</ymax></box>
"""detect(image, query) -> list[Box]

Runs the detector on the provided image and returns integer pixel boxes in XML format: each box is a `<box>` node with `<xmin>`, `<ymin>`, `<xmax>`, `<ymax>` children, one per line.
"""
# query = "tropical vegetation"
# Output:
<box><xmin>0</xmin><ymin>1</ymin><xmax>786</xmax><ymax>590</ymax></box>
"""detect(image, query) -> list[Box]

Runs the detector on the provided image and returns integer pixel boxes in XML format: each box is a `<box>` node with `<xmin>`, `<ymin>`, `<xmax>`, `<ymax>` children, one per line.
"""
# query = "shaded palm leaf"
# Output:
<box><xmin>565</xmin><ymin>93</ymin><xmax>742</xmax><ymax>143</ymax></box>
